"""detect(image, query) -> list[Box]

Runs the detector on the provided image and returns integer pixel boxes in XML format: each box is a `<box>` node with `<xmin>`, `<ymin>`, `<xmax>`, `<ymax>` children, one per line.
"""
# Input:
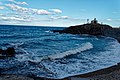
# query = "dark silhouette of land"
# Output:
<box><xmin>53</xmin><ymin>18</ymin><xmax>120</xmax><ymax>43</ymax></box>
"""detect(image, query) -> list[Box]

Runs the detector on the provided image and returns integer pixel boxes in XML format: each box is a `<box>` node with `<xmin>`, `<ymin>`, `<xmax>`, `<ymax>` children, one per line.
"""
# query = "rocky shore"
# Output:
<box><xmin>53</xmin><ymin>18</ymin><xmax>120</xmax><ymax>43</ymax></box>
<box><xmin>51</xmin><ymin>19</ymin><xmax>120</xmax><ymax>80</ymax></box>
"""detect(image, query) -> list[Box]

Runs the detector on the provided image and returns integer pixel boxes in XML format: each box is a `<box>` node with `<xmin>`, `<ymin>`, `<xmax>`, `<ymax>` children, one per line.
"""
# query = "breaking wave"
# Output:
<box><xmin>44</xmin><ymin>42</ymin><xmax>93</xmax><ymax>60</ymax></box>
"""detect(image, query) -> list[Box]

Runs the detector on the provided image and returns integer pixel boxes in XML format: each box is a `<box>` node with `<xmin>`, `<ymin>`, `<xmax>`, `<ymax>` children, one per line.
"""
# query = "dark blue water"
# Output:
<box><xmin>0</xmin><ymin>25</ymin><xmax>120</xmax><ymax>79</ymax></box>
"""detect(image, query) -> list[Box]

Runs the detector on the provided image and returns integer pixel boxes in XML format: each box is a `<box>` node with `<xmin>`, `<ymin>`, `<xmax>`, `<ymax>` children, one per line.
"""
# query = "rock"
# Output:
<box><xmin>53</xmin><ymin>23</ymin><xmax>112</xmax><ymax>35</ymax></box>
<box><xmin>6</xmin><ymin>47</ymin><xmax>15</xmax><ymax>56</ymax></box>
<box><xmin>0</xmin><ymin>49</ymin><xmax>4</xmax><ymax>54</ymax></box>
<box><xmin>0</xmin><ymin>47</ymin><xmax>15</xmax><ymax>59</ymax></box>
<box><xmin>53</xmin><ymin>19</ymin><xmax>120</xmax><ymax>43</ymax></box>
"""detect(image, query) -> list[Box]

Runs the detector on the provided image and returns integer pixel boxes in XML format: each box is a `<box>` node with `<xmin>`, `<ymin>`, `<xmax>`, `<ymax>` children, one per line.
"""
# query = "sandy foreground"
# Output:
<box><xmin>0</xmin><ymin>63</ymin><xmax>120</xmax><ymax>80</ymax></box>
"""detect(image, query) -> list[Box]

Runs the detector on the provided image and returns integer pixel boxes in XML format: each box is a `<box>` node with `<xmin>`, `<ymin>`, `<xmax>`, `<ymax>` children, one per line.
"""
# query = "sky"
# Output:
<box><xmin>0</xmin><ymin>0</ymin><xmax>120</xmax><ymax>27</ymax></box>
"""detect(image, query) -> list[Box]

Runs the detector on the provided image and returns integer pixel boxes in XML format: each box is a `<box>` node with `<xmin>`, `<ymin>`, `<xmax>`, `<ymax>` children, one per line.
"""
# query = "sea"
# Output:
<box><xmin>0</xmin><ymin>25</ymin><xmax>120</xmax><ymax>79</ymax></box>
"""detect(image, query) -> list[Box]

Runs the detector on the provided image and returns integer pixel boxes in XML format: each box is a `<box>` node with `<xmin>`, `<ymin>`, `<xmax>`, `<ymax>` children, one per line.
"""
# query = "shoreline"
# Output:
<box><xmin>51</xmin><ymin>22</ymin><xmax>120</xmax><ymax>80</ymax></box>
<box><xmin>1</xmin><ymin>62</ymin><xmax>119</xmax><ymax>80</ymax></box>
<box><xmin>63</xmin><ymin>63</ymin><xmax>120</xmax><ymax>80</ymax></box>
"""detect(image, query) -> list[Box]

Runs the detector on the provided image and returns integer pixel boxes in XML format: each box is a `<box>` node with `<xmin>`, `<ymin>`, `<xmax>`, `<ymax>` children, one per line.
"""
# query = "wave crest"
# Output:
<box><xmin>45</xmin><ymin>42</ymin><xmax>93</xmax><ymax>60</ymax></box>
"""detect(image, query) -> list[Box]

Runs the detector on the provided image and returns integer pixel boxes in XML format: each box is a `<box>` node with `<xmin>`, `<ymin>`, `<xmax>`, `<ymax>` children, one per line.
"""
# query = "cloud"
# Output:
<box><xmin>49</xmin><ymin>16</ymin><xmax>70</xmax><ymax>20</ymax></box>
<box><xmin>50</xmin><ymin>9</ymin><xmax>62</xmax><ymax>14</ymax></box>
<box><xmin>106</xmin><ymin>19</ymin><xmax>112</xmax><ymax>21</ymax></box>
<box><xmin>60</xmin><ymin>16</ymin><xmax>69</xmax><ymax>19</ymax></box>
<box><xmin>9</xmin><ymin>0</ymin><xmax>28</xmax><ymax>5</ymax></box>
<box><xmin>105</xmin><ymin>19</ymin><xmax>120</xmax><ymax>23</ymax></box>
<box><xmin>6</xmin><ymin>4</ymin><xmax>52</xmax><ymax>15</ymax></box>
<box><xmin>1</xmin><ymin>16</ymin><xmax>24</xmax><ymax>21</ymax></box>
<box><xmin>31</xmin><ymin>9</ymin><xmax>51</xmax><ymax>15</ymax></box>
<box><xmin>0</xmin><ymin>12</ymin><xmax>34</xmax><ymax>23</ymax></box>
<box><xmin>3</xmin><ymin>2</ymin><xmax>69</xmax><ymax>25</ymax></box>
<box><xmin>0</xmin><ymin>6</ymin><xmax>5</xmax><ymax>10</ymax></box>
<box><xmin>6</xmin><ymin>4</ymin><xmax>29</xmax><ymax>13</ymax></box>
<box><xmin>0</xmin><ymin>13</ymin><xmax>6</xmax><ymax>17</ymax></box>
<box><xmin>37</xmin><ymin>10</ymin><xmax>51</xmax><ymax>15</ymax></box>
<box><xmin>0</xmin><ymin>16</ymin><xmax>33</xmax><ymax>22</ymax></box>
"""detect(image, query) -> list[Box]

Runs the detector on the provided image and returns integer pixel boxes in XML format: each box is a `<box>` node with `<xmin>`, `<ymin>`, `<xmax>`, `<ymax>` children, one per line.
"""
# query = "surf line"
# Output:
<box><xmin>27</xmin><ymin>42</ymin><xmax>93</xmax><ymax>75</ymax></box>
<box><xmin>43</xmin><ymin>42</ymin><xmax>93</xmax><ymax>60</ymax></box>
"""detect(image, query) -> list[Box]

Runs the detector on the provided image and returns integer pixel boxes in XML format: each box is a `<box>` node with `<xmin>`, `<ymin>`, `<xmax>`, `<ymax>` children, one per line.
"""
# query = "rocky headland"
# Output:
<box><xmin>53</xmin><ymin>18</ymin><xmax>120</xmax><ymax>43</ymax></box>
<box><xmin>51</xmin><ymin>19</ymin><xmax>120</xmax><ymax>80</ymax></box>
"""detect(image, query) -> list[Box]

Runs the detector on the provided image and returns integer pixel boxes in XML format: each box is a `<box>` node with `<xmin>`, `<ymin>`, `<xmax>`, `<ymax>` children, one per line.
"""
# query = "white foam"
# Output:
<box><xmin>45</xmin><ymin>30</ymin><xmax>53</xmax><ymax>33</ymax></box>
<box><xmin>45</xmin><ymin>42</ymin><xmax>93</xmax><ymax>60</ymax></box>
<box><xmin>9</xmin><ymin>42</ymin><xmax>24</xmax><ymax>49</ymax></box>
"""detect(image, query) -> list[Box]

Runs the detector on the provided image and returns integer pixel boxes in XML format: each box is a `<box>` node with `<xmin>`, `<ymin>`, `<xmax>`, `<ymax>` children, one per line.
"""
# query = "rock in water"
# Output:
<box><xmin>0</xmin><ymin>49</ymin><xmax>4</xmax><ymax>54</ymax></box>
<box><xmin>0</xmin><ymin>47</ymin><xmax>16</xmax><ymax>59</ymax></box>
<box><xmin>6</xmin><ymin>47</ymin><xmax>15</xmax><ymax>56</ymax></box>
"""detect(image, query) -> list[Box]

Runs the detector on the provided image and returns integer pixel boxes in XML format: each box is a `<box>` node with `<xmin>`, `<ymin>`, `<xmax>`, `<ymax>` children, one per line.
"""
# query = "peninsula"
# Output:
<box><xmin>53</xmin><ymin>18</ymin><xmax>120</xmax><ymax>43</ymax></box>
